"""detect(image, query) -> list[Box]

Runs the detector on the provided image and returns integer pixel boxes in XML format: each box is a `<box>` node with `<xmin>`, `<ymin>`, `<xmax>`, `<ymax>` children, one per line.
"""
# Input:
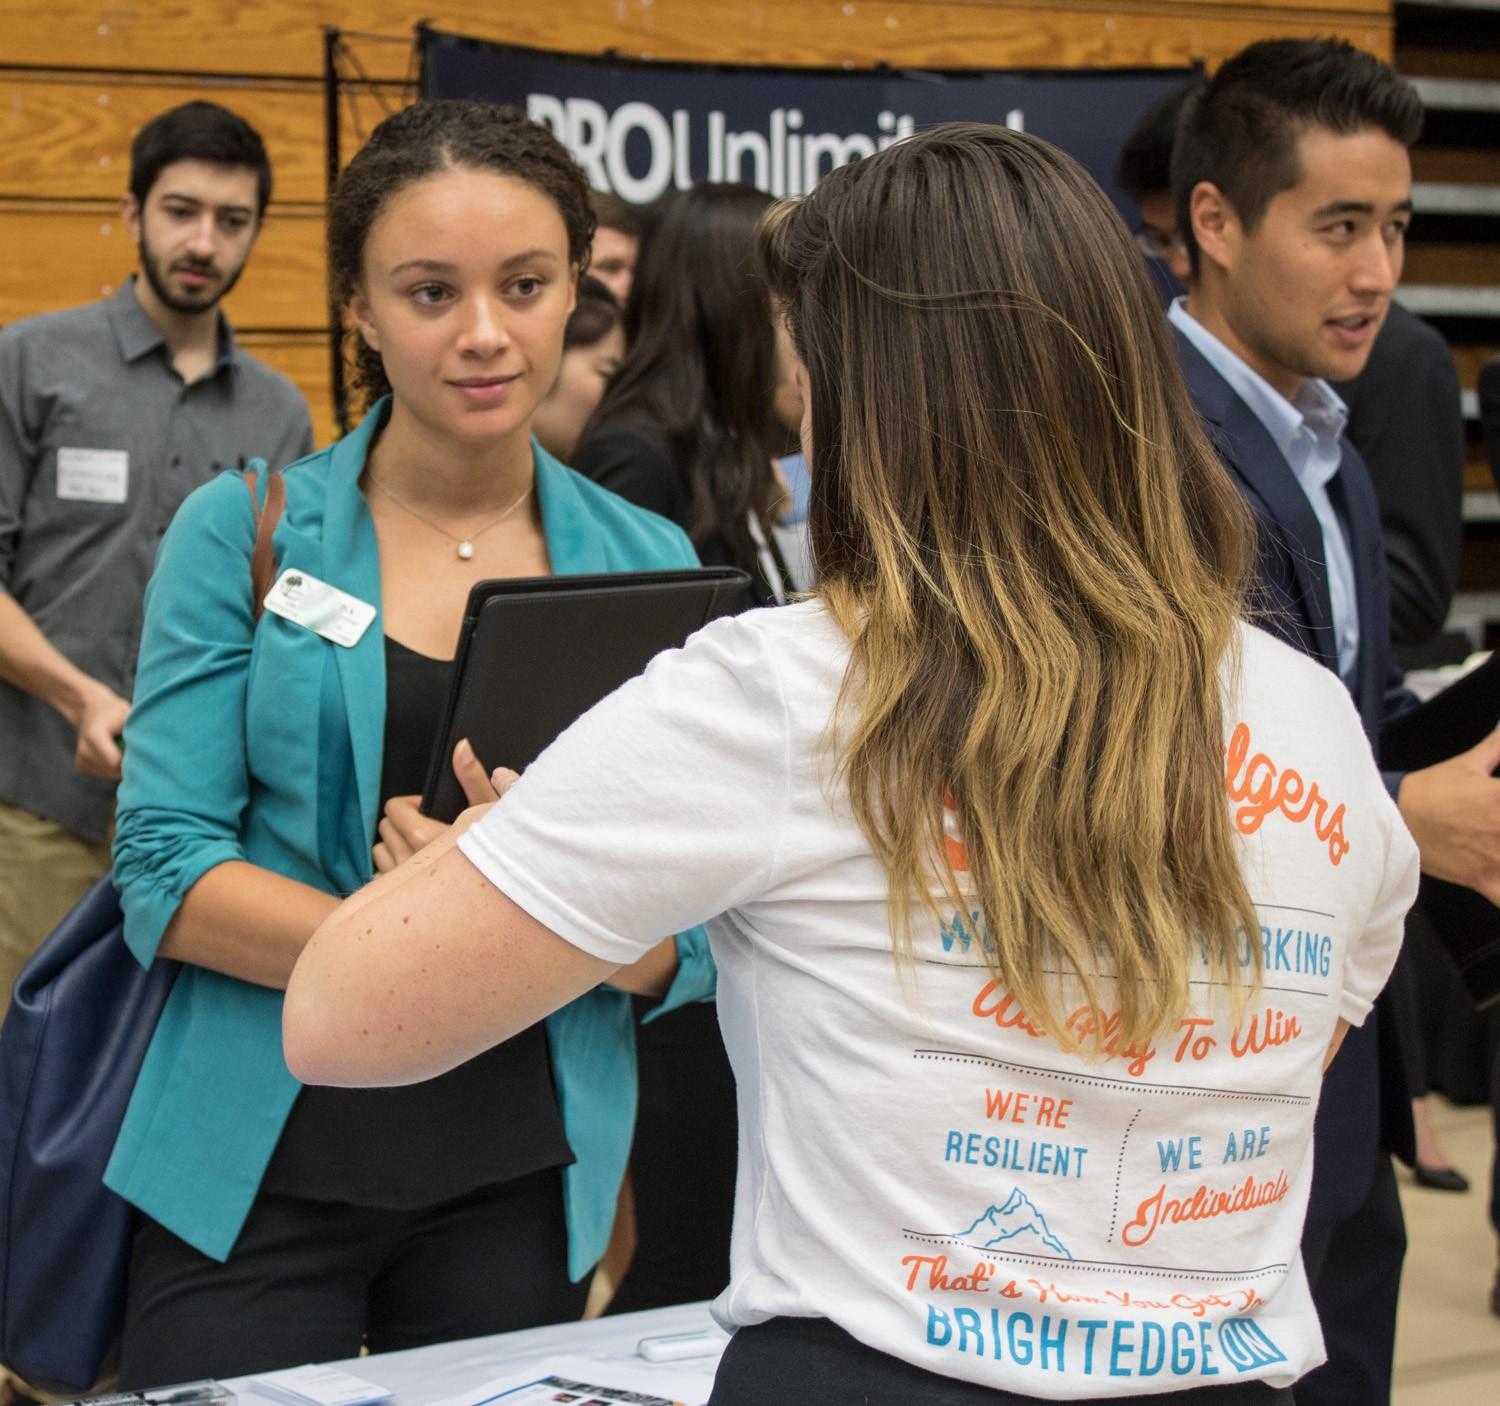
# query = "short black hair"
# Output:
<box><xmin>130</xmin><ymin>101</ymin><xmax>273</xmax><ymax>217</ymax></box>
<box><xmin>1115</xmin><ymin>83</ymin><xmax>1200</xmax><ymax>202</ymax></box>
<box><xmin>1172</xmin><ymin>39</ymin><xmax>1423</xmax><ymax>273</ymax></box>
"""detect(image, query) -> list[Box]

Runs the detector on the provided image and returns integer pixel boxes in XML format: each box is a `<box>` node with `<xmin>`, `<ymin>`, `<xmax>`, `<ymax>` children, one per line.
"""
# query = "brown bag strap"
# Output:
<box><xmin>241</xmin><ymin>467</ymin><xmax>286</xmax><ymax>623</ymax></box>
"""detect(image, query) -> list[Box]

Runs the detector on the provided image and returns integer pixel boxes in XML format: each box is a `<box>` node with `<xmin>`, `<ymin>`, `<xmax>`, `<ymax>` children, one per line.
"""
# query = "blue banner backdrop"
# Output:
<box><xmin>417</xmin><ymin>26</ymin><xmax>1195</xmax><ymax>220</ymax></box>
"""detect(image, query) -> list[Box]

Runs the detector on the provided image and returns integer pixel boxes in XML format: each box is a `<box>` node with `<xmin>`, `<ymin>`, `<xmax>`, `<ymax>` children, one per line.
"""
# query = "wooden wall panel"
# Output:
<box><xmin>1397</xmin><ymin>43</ymin><xmax>1500</xmax><ymax>83</ymax></box>
<box><xmin>1403</xmin><ymin>245</ymin><xmax>1500</xmax><ymax>286</ymax></box>
<box><xmin>1466</xmin><ymin>448</ymin><xmax>1494</xmax><ymax>496</ymax></box>
<box><xmin>1454</xmin><ymin>345</ymin><xmax>1499</xmax><ymax>394</ymax></box>
<box><xmin>0</xmin><ymin>0</ymin><xmax>1392</xmax><ymax>80</ymax></box>
<box><xmin>1461</xmin><ymin>344</ymin><xmax>1496</xmax><ymax>495</ymax></box>
<box><xmin>0</xmin><ymin>75</ymin><xmax>398</xmax><ymax>205</ymax></box>
<box><xmin>1</xmin><ymin>0</ymin><xmax>1398</xmax><ymax>423</ymax></box>
<box><xmin>238</xmin><ymin>332</ymin><xmax>336</xmax><ymax>438</ymax></box>
<box><xmin>1459</xmin><ymin>532</ymin><xmax>1500</xmax><ymax>589</ymax></box>
<box><xmin>1412</xmin><ymin>147</ymin><xmax>1500</xmax><ymax>187</ymax></box>
<box><xmin>1454</xmin><ymin>346</ymin><xmax>1495</xmax><ymax>496</ymax></box>
<box><xmin>0</xmin><ymin>202</ymin><xmax>326</xmax><ymax>330</ymax></box>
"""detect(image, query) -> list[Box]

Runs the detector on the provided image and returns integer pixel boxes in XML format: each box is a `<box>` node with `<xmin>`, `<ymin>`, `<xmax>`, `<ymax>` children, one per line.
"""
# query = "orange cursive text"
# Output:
<box><xmin>1121</xmin><ymin>1169</ymin><xmax>1291</xmax><ymax>1248</ymax></box>
<box><xmin>1223</xmin><ymin>721</ymin><xmax>1349</xmax><ymax>866</ymax></box>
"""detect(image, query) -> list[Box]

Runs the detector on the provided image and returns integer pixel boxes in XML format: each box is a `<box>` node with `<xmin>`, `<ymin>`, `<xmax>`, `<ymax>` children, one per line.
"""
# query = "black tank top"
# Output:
<box><xmin>261</xmin><ymin>636</ymin><xmax>573</xmax><ymax>1207</ymax></box>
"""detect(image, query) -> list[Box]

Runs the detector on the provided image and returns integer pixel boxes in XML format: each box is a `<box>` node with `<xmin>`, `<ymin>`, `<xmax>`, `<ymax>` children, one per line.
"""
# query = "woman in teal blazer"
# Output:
<box><xmin>108</xmin><ymin>101</ymin><xmax>712</xmax><ymax>1378</ymax></box>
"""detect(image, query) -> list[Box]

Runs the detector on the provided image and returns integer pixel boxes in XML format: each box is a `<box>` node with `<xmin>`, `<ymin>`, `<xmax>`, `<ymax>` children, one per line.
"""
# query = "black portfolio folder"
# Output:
<box><xmin>420</xmin><ymin>567</ymin><xmax>753</xmax><ymax>822</ymax></box>
<box><xmin>1380</xmin><ymin>651</ymin><xmax>1500</xmax><ymax>1008</ymax></box>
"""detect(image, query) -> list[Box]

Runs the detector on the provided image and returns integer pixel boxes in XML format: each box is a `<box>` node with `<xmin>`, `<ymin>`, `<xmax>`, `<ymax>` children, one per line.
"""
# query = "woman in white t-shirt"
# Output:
<box><xmin>284</xmin><ymin>124</ymin><xmax>1418</xmax><ymax>1403</ymax></box>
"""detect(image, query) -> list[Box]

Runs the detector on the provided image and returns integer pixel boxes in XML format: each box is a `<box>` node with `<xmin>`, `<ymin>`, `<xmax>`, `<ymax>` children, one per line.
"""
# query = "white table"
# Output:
<box><xmin>225</xmin><ymin>1303</ymin><xmax>725</xmax><ymax>1406</ymax></box>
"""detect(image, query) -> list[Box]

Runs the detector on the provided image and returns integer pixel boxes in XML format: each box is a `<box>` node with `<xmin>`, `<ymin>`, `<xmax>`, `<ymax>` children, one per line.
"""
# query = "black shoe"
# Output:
<box><xmin>1412</xmin><ymin>1161</ymin><xmax>1470</xmax><ymax>1192</ymax></box>
<box><xmin>1491</xmin><ymin>1268</ymin><xmax>1500</xmax><ymax>1318</ymax></box>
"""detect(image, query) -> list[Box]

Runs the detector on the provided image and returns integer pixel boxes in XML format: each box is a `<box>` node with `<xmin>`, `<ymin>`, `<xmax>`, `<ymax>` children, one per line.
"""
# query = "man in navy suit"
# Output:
<box><xmin>1170</xmin><ymin>38</ymin><xmax>1500</xmax><ymax>1403</ymax></box>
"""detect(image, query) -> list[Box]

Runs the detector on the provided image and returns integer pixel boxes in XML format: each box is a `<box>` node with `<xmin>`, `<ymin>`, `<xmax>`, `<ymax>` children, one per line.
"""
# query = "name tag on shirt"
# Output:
<box><xmin>263</xmin><ymin>568</ymin><xmax>375</xmax><ymax>648</ymax></box>
<box><xmin>56</xmin><ymin>447</ymin><xmax>129</xmax><ymax>503</ymax></box>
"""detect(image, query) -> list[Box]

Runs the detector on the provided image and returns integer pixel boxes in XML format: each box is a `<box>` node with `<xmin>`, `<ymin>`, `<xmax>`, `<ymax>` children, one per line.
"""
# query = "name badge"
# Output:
<box><xmin>263</xmin><ymin>568</ymin><xmax>376</xmax><ymax>649</ymax></box>
<box><xmin>57</xmin><ymin>447</ymin><xmax>129</xmax><ymax>503</ymax></box>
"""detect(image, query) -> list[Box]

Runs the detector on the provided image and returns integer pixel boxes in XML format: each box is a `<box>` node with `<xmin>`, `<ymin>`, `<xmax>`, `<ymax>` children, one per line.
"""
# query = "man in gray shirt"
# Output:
<box><xmin>0</xmin><ymin>101</ymin><xmax>313</xmax><ymax>1008</ymax></box>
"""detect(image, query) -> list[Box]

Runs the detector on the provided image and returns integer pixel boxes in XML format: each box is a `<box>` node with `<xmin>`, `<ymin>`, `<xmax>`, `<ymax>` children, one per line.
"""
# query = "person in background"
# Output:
<box><xmin>1481</xmin><ymin>352</ymin><xmax>1500</xmax><ymax>1316</ymax></box>
<box><xmin>574</xmin><ymin>183</ymin><xmax>789</xmax><ymax>607</ymax></box>
<box><xmin>1330</xmin><ymin>303</ymin><xmax>1470</xmax><ymax>1201</ymax></box>
<box><xmin>1118</xmin><ymin>75</ymin><xmax>1466</xmax><ymax>666</ymax></box>
<box><xmin>1482</xmin><ymin>354</ymin><xmax>1500</xmax><ymax>494</ymax></box>
<box><xmin>0</xmin><ymin>101</ymin><xmax>312</xmax><ymax>1017</ymax></box>
<box><xmin>105</xmin><ymin>99</ymin><xmax>711</xmax><ymax>1379</ymax></box>
<box><xmin>1331</xmin><ymin>306</ymin><xmax>1464</xmax><ymax>666</ymax></box>
<box><xmin>1118</xmin><ymin>64</ymin><xmax>1470</xmax><ymax>1198</ymax></box>
<box><xmin>1170</xmin><ymin>38</ymin><xmax>1500</xmax><ymax>1399</ymax></box>
<box><xmin>588</xmin><ymin>189</ymin><xmax>640</xmax><ymax>306</ymax></box>
<box><xmin>532</xmin><ymin>275</ymin><xmax>625</xmax><ymax>463</ymax></box>
<box><xmin>1114</xmin><ymin>82</ymin><xmax>1196</xmax><ymax>285</ymax></box>
<box><xmin>285</xmin><ymin>121</ymin><xmax>1419</xmax><ymax>1406</ymax></box>
<box><xmin>769</xmin><ymin>313</ymin><xmax>812</xmax><ymax>591</ymax></box>
<box><xmin>570</xmin><ymin>182</ymin><xmax>785</xmax><ymax>1317</ymax></box>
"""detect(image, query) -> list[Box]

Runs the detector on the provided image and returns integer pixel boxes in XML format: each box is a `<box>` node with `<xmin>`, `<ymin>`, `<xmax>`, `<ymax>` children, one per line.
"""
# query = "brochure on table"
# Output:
<box><xmin>425</xmin><ymin>1355</ymin><xmax>715</xmax><ymax>1406</ymax></box>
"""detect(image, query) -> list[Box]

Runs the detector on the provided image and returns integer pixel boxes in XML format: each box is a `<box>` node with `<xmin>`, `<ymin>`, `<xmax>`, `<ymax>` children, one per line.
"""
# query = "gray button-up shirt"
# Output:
<box><xmin>0</xmin><ymin>278</ymin><xmax>315</xmax><ymax>839</ymax></box>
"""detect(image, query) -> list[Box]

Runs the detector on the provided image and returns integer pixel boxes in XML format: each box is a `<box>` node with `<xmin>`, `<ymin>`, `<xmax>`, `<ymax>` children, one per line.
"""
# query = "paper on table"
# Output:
<box><xmin>423</xmin><ymin>1353</ymin><xmax>717</xmax><ymax>1406</ymax></box>
<box><xmin>251</xmin><ymin>1365</ymin><xmax>394</xmax><ymax>1406</ymax></box>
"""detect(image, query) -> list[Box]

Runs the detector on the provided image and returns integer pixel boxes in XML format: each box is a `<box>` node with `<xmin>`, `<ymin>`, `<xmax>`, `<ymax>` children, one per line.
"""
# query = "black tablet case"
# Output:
<box><xmin>1380</xmin><ymin>651</ymin><xmax>1500</xmax><ymax>1008</ymax></box>
<box><xmin>421</xmin><ymin>568</ymin><xmax>753</xmax><ymax>822</ymax></box>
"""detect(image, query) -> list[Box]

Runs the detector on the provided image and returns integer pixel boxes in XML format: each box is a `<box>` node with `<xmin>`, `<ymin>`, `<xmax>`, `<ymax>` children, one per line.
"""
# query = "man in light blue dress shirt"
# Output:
<box><xmin>1169</xmin><ymin>37</ymin><xmax>1500</xmax><ymax>1405</ymax></box>
<box><xmin>1169</xmin><ymin>301</ymin><xmax>1361</xmax><ymax>683</ymax></box>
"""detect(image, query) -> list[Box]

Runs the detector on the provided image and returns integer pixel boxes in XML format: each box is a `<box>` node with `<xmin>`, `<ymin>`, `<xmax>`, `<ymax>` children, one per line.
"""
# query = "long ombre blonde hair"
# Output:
<box><xmin>759</xmin><ymin>124</ymin><xmax>1260</xmax><ymax>1050</ymax></box>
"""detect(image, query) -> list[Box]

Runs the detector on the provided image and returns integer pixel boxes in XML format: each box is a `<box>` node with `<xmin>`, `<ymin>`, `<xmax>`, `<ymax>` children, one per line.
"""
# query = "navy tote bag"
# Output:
<box><xmin>0</xmin><ymin>469</ymin><xmax>283</xmax><ymax>1389</ymax></box>
<box><xmin>0</xmin><ymin>874</ymin><xmax>176</xmax><ymax>1392</ymax></box>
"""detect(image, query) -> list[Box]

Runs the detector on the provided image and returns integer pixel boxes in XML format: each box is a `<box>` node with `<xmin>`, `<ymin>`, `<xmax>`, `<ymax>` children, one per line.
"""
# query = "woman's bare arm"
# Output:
<box><xmin>162</xmin><ymin>751</ymin><xmax>517</xmax><ymax>992</ymax></box>
<box><xmin>157</xmin><ymin>861</ymin><xmax>342</xmax><ymax>990</ymax></box>
<box><xmin>1322</xmin><ymin>1018</ymin><xmax>1351</xmax><ymax>1072</ymax></box>
<box><xmin>284</xmin><ymin>819</ymin><xmax>618</xmax><ymax>1088</ymax></box>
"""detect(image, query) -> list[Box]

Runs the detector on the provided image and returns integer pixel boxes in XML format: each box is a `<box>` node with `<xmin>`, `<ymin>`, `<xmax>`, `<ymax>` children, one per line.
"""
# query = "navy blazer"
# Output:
<box><xmin>1175</xmin><ymin>331</ymin><xmax>1414</xmax><ymax>758</ymax></box>
<box><xmin>1175</xmin><ymin>328</ymin><xmax>1417</xmax><ymax>1218</ymax></box>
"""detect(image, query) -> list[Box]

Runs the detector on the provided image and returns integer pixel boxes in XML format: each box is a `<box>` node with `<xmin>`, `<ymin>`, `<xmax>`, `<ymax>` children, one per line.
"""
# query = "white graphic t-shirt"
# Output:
<box><xmin>459</xmin><ymin>601</ymin><xmax>1418</xmax><ymax>1399</ymax></box>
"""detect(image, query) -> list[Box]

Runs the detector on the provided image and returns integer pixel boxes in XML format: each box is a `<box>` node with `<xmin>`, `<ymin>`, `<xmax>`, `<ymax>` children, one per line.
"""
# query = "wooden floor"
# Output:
<box><xmin>1394</xmin><ymin>1098</ymin><xmax>1500</xmax><ymax>1402</ymax></box>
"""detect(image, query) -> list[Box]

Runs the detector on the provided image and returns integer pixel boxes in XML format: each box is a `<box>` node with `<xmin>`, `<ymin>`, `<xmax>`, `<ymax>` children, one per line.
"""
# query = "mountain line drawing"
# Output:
<box><xmin>954</xmin><ymin>1187</ymin><xmax>1075</xmax><ymax>1260</ymax></box>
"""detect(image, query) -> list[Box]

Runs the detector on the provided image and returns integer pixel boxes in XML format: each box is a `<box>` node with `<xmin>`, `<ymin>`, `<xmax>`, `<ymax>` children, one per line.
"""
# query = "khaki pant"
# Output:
<box><xmin>0</xmin><ymin>798</ymin><xmax>112</xmax><ymax>1018</ymax></box>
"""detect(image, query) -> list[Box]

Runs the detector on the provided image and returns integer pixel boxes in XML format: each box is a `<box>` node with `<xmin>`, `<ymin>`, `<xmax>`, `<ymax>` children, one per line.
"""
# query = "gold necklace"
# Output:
<box><xmin>367</xmin><ymin>473</ymin><xmax>534</xmax><ymax>560</ymax></box>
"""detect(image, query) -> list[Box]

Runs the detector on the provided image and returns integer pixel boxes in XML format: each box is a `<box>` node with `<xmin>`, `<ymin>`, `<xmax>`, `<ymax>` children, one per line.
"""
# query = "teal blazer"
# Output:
<box><xmin>107</xmin><ymin>400</ymin><xmax>714</xmax><ymax>1276</ymax></box>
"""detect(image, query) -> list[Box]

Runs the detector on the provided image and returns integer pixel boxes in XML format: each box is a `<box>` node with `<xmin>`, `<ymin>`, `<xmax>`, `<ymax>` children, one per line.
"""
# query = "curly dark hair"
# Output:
<box><xmin>328</xmin><ymin>99</ymin><xmax>596</xmax><ymax>410</ymax></box>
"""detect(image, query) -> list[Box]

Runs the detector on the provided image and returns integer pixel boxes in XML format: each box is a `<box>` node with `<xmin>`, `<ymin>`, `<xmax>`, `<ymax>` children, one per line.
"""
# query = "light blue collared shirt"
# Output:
<box><xmin>1169</xmin><ymin>298</ymin><xmax>1358</xmax><ymax>682</ymax></box>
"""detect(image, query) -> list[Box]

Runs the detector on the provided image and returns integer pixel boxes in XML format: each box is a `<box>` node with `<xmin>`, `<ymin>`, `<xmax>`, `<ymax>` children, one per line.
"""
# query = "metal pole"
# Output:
<box><xmin>323</xmin><ymin>26</ymin><xmax>348</xmax><ymax>437</ymax></box>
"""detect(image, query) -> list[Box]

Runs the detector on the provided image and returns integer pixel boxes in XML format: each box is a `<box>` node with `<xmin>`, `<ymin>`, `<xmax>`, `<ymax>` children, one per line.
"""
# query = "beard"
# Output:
<box><xmin>137</xmin><ymin>233</ymin><xmax>247</xmax><ymax>316</ymax></box>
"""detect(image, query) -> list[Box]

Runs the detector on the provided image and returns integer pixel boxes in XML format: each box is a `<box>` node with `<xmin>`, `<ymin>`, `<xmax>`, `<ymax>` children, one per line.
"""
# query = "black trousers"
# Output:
<box><xmin>708</xmin><ymin>1317</ymin><xmax>1296</xmax><ymax>1406</ymax></box>
<box><xmin>607</xmin><ymin>998</ymin><xmax>737</xmax><ymax>1314</ymax></box>
<box><xmin>1294</xmin><ymin>1156</ymin><xmax>1405</xmax><ymax>1406</ymax></box>
<box><xmin>1388</xmin><ymin>946</ymin><xmax>1429</xmax><ymax>1105</ymax></box>
<box><xmin>117</xmin><ymin>1169</ymin><xmax>588</xmax><ymax>1386</ymax></box>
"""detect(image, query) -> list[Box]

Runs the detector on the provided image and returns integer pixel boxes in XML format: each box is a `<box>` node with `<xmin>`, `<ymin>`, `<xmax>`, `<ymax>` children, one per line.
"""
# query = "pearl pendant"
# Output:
<box><xmin>457</xmin><ymin>540</ymin><xmax>475</xmax><ymax>560</ymax></box>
